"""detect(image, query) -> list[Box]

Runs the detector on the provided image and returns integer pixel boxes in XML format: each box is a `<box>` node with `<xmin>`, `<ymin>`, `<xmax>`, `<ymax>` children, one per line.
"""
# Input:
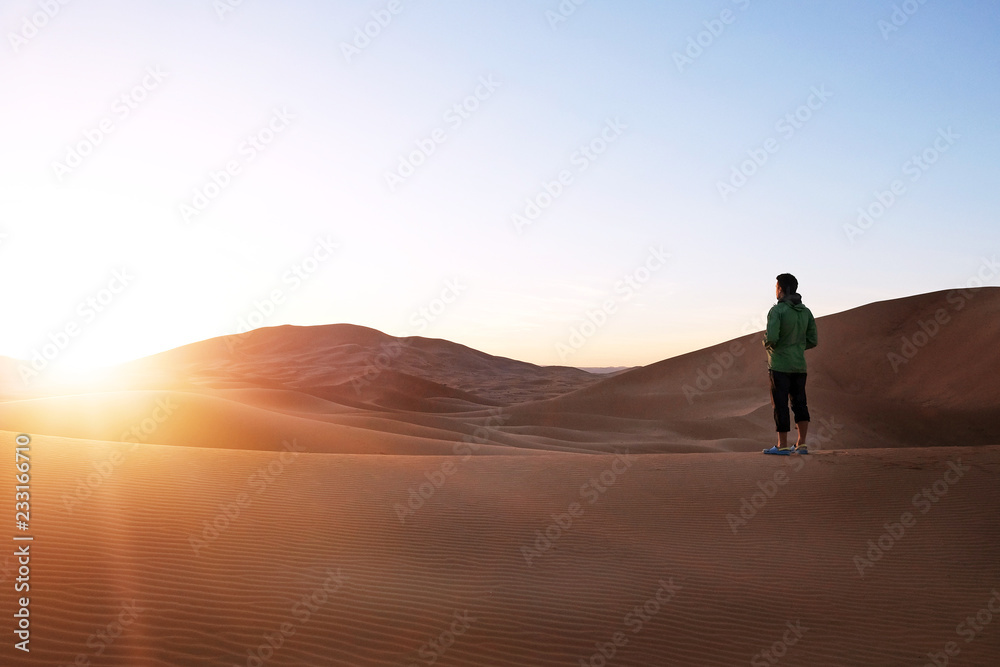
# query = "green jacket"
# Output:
<box><xmin>763</xmin><ymin>294</ymin><xmax>817</xmax><ymax>373</ymax></box>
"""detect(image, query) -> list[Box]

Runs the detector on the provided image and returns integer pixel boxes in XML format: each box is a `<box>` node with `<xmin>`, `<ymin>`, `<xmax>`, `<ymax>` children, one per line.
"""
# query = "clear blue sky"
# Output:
<box><xmin>2</xmin><ymin>0</ymin><xmax>998</xmax><ymax>376</ymax></box>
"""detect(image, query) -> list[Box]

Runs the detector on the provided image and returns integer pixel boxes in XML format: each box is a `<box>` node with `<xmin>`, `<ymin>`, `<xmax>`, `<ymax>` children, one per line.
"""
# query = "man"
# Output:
<box><xmin>762</xmin><ymin>273</ymin><xmax>817</xmax><ymax>455</ymax></box>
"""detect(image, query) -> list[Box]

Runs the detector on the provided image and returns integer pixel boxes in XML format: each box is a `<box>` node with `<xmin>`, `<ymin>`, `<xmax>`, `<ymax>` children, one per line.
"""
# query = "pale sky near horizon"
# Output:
<box><xmin>2</xmin><ymin>0</ymin><xmax>998</xmax><ymax>377</ymax></box>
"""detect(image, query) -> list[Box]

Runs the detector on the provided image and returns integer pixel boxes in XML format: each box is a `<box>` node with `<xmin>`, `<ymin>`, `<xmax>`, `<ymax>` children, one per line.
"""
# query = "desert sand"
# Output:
<box><xmin>2</xmin><ymin>288</ymin><xmax>999</xmax><ymax>666</ymax></box>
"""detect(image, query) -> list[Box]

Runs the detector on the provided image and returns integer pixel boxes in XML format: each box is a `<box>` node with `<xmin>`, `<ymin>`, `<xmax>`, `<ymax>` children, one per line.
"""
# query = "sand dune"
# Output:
<box><xmin>6</xmin><ymin>289</ymin><xmax>996</xmax><ymax>455</ymax></box>
<box><xmin>510</xmin><ymin>287</ymin><xmax>1000</xmax><ymax>451</ymax></box>
<box><xmin>114</xmin><ymin>323</ymin><xmax>605</xmax><ymax>405</ymax></box>
<box><xmin>6</xmin><ymin>432</ymin><xmax>999</xmax><ymax>666</ymax></box>
<box><xmin>2</xmin><ymin>289</ymin><xmax>998</xmax><ymax>665</ymax></box>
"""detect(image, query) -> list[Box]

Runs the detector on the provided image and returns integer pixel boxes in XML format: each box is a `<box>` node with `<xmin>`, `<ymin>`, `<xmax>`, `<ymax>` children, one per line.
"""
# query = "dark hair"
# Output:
<box><xmin>776</xmin><ymin>273</ymin><xmax>798</xmax><ymax>295</ymax></box>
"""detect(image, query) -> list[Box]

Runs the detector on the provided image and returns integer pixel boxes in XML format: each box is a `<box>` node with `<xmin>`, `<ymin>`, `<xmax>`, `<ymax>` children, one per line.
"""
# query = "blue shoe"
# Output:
<box><xmin>793</xmin><ymin>444</ymin><xmax>809</xmax><ymax>455</ymax></box>
<box><xmin>762</xmin><ymin>445</ymin><xmax>793</xmax><ymax>455</ymax></box>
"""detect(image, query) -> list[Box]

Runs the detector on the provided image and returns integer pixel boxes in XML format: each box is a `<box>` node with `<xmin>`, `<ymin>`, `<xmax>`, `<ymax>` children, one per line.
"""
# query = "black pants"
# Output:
<box><xmin>769</xmin><ymin>370</ymin><xmax>809</xmax><ymax>432</ymax></box>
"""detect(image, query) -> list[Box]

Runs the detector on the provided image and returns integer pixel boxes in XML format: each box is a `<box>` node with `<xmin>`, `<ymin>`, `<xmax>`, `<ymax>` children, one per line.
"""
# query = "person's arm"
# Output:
<box><xmin>805</xmin><ymin>313</ymin><xmax>818</xmax><ymax>349</ymax></box>
<box><xmin>763</xmin><ymin>306</ymin><xmax>780</xmax><ymax>350</ymax></box>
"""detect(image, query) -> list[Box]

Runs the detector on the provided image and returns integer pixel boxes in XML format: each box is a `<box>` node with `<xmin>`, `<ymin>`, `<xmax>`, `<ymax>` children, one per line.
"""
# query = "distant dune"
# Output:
<box><xmin>116</xmin><ymin>322</ymin><xmax>604</xmax><ymax>405</ymax></box>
